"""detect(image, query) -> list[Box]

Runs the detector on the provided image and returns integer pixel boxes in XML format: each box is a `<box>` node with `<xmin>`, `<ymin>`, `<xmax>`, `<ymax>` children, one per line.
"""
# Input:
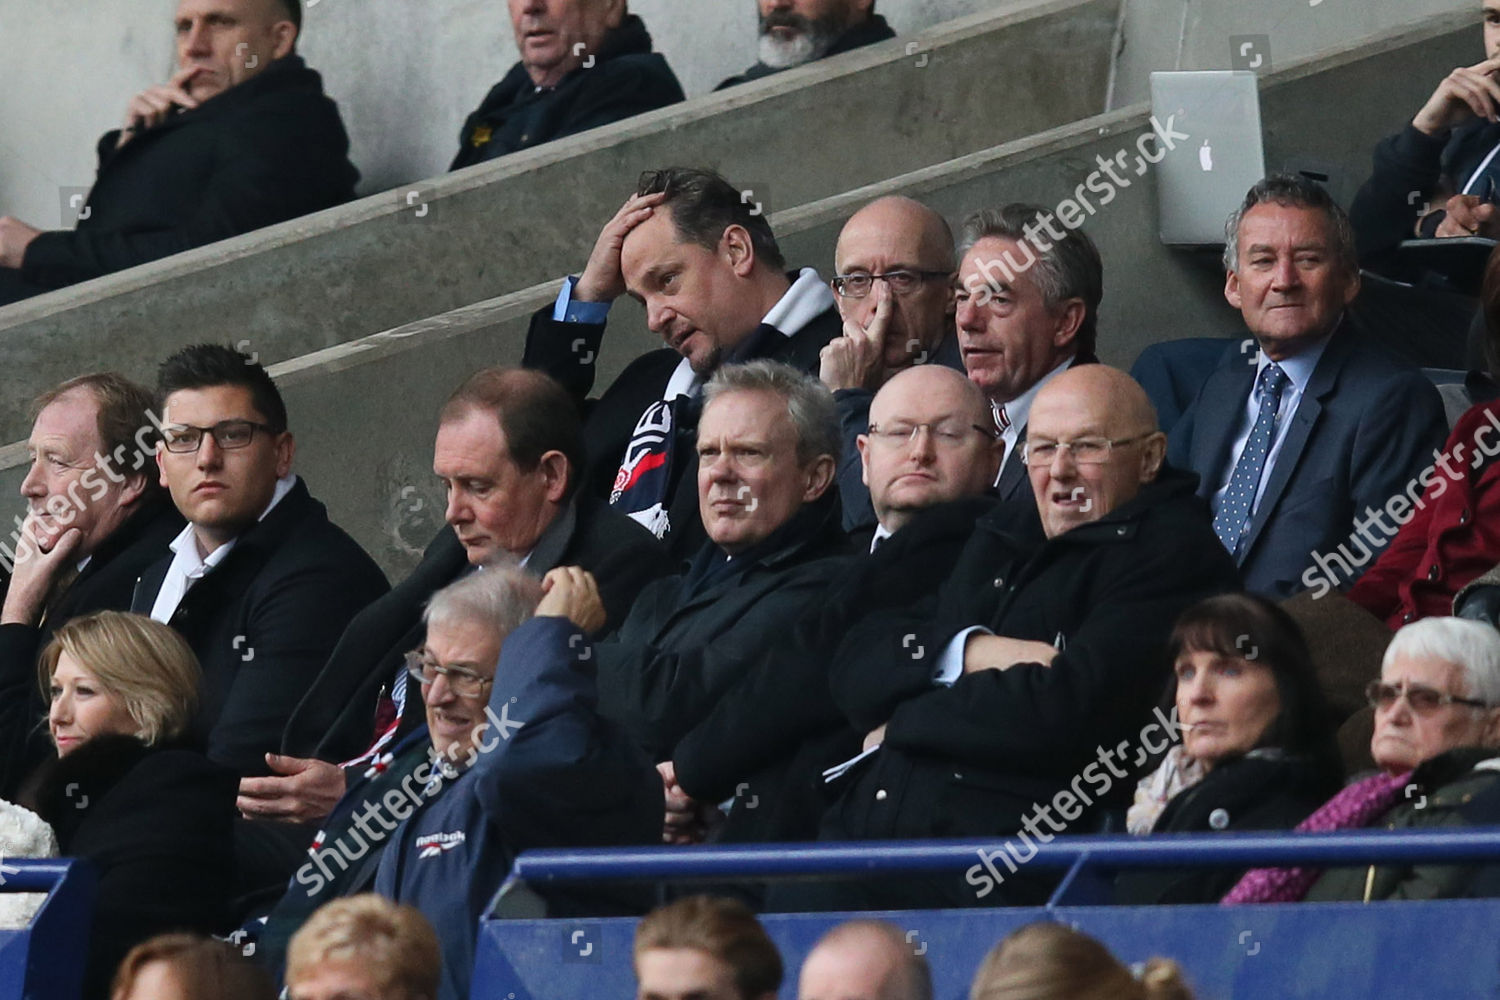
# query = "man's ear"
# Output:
<box><xmin>1341</xmin><ymin>267</ymin><xmax>1362</xmax><ymax>307</ymax></box>
<box><xmin>156</xmin><ymin>447</ymin><xmax>169</xmax><ymax>490</ymax></box>
<box><xmin>118</xmin><ymin>471</ymin><xmax>150</xmax><ymax>509</ymax></box>
<box><xmin>722</xmin><ymin>225</ymin><xmax>757</xmax><ymax>278</ymax></box>
<box><xmin>1224</xmin><ymin>269</ymin><xmax>1243</xmax><ymax>311</ymax></box>
<box><xmin>604</xmin><ymin>0</ymin><xmax>628</xmax><ymax>29</ymax></box>
<box><xmin>802</xmin><ymin>454</ymin><xmax>837</xmax><ymax>501</ymax></box>
<box><xmin>537</xmin><ymin>450</ymin><xmax>571</xmax><ymax>504</ymax></box>
<box><xmin>1139</xmin><ymin>431</ymin><xmax>1167</xmax><ymax>482</ymax></box>
<box><xmin>1050</xmin><ymin>299</ymin><xmax>1085</xmax><ymax>350</ymax></box>
<box><xmin>269</xmin><ymin>19</ymin><xmax>297</xmax><ymax>61</ymax></box>
<box><xmin>274</xmin><ymin>432</ymin><xmax>296</xmax><ymax>479</ymax></box>
<box><xmin>856</xmin><ymin>435</ymin><xmax>871</xmax><ymax>488</ymax></box>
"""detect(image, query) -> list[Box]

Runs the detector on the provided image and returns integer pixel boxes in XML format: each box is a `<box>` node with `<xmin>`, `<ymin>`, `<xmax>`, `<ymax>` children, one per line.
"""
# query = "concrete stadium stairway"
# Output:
<box><xmin>0</xmin><ymin>0</ymin><xmax>1120</xmax><ymax>443</ymax></box>
<box><xmin>0</xmin><ymin>9</ymin><xmax>1472</xmax><ymax>579</ymax></box>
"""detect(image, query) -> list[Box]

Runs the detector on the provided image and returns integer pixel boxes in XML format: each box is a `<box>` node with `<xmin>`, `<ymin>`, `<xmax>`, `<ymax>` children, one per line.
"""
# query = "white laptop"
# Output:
<box><xmin>1150</xmin><ymin>71</ymin><xmax>1267</xmax><ymax>246</ymax></box>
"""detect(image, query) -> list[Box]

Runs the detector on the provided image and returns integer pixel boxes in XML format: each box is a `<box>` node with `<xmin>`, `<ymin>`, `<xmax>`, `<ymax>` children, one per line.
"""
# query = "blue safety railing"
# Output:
<box><xmin>472</xmin><ymin>830</ymin><xmax>1500</xmax><ymax>1000</ymax></box>
<box><xmin>494</xmin><ymin>827</ymin><xmax>1500</xmax><ymax>909</ymax></box>
<box><xmin>0</xmin><ymin>859</ymin><xmax>96</xmax><ymax>1000</ymax></box>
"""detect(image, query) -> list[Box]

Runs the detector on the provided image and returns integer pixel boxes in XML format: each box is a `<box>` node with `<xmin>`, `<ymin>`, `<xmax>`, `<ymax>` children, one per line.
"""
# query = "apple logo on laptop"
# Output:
<box><xmin>1199</xmin><ymin>140</ymin><xmax>1214</xmax><ymax>173</ymax></box>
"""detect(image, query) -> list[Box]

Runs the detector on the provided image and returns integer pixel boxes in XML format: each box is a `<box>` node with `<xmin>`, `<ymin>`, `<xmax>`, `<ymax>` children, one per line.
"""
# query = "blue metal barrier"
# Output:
<box><xmin>0</xmin><ymin>859</ymin><xmax>96</xmax><ymax>1000</ymax></box>
<box><xmin>473</xmin><ymin>830</ymin><xmax>1500</xmax><ymax>1000</ymax></box>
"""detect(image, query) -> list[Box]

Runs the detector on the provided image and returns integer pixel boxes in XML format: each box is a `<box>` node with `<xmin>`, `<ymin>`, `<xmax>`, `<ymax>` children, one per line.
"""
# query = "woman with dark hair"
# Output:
<box><xmin>1117</xmin><ymin>593</ymin><xmax>1343</xmax><ymax>903</ymax></box>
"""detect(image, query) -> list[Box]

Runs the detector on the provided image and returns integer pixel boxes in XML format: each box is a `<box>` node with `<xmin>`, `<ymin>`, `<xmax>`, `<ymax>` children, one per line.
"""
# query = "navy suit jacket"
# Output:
<box><xmin>1168</xmin><ymin>319</ymin><xmax>1447</xmax><ymax>597</ymax></box>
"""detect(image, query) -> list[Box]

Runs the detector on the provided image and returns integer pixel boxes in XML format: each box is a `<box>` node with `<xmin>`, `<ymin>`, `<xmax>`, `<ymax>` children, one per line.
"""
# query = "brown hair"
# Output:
<box><xmin>39</xmin><ymin>611</ymin><xmax>199</xmax><ymax>745</ymax></box>
<box><xmin>970</xmin><ymin>923</ymin><xmax>1194</xmax><ymax>1000</ymax></box>
<box><xmin>30</xmin><ymin>373</ymin><xmax>162</xmax><ymax>491</ymax></box>
<box><xmin>110</xmin><ymin>933</ymin><xmax>274</xmax><ymax>1000</ymax></box>
<box><xmin>439</xmin><ymin>367</ymin><xmax>584</xmax><ymax>500</ymax></box>
<box><xmin>634</xmin><ymin>895</ymin><xmax>782</xmax><ymax>1000</ymax></box>
<box><xmin>286</xmin><ymin>895</ymin><xmax>442</xmax><ymax>999</ymax></box>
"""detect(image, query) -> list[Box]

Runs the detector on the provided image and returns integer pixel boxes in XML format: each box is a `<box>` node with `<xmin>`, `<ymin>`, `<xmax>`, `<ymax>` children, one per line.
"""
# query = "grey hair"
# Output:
<box><xmin>1222</xmin><ymin>173</ymin><xmax>1359</xmax><ymax>276</ymax></box>
<box><xmin>702</xmin><ymin>360</ymin><xmax>841</xmax><ymax>466</ymax></box>
<box><xmin>422</xmin><ymin>562</ymin><xmax>543</xmax><ymax>640</ymax></box>
<box><xmin>1384</xmin><ymin>616</ymin><xmax>1500</xmax><ymax>706</ymax></box>
<box><xmin>957</xmin><ymin>204</ymin><xmax>1103</xmax><ymax>358</ymax></box>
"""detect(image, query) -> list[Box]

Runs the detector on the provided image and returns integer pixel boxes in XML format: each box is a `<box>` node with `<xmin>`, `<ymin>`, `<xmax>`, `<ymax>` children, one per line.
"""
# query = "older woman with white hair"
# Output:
<box><xmin>1225</xmin><ymin>616</ymin><xmax>1500</xmax><ymax>903</ymax></box>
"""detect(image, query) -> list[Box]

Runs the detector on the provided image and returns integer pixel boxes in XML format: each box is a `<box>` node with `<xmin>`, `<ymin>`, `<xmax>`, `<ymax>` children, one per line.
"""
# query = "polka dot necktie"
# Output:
<box><xmin>1212</xmin><ymin>362</ymin><xmax>1290</xmax><ymax>556</ymax></box>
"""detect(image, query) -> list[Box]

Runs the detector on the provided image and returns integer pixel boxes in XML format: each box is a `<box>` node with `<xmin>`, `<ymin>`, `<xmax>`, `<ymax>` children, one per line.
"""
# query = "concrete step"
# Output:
<box><xmin>0</xmin><ymin>8</ymin><xmax>1471</xmax><ymax>579</ymax></box>
<box><xmin>0</xmin><ymin>0</ymin><xmax>1120</xmax><ymax>444</ymax></box>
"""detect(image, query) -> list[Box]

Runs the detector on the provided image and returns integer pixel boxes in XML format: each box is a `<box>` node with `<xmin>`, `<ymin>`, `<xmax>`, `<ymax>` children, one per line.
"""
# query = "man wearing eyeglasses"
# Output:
<box><xmin>784</xmin><ymin>365</ymin><xmax>1238</xmax><ymax>909</ymax></box>
<box><xmin>131</xmin><ymin>343</ymin><xmax>388</xmax><ymax>777</ymax></box>
<box><xmin>820</xmin><ymin>196</ymin><xmax>964</xmax><ymax>532</ymax></box>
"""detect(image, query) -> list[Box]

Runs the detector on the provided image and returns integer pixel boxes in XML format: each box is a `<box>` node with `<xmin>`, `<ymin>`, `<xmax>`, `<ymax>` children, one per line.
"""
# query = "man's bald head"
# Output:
<box><xmin>834</xmin><ymin>197</ymin><xmax>957</xmax><ymax>374</ymax></box>
<box><xmin>797</xmin><ymin>920</ymin><xmax>931</xmax><ymax>1000</ymax></box>
<box><xmin>858</xmin><ymin>364</ymin><xmax>1000</xmax><ymax>535</ymax></box>
<box><xmin>1025</xmin><ymin>365</ymin><xmax>1165</xmax><ymax>539</ymax></box>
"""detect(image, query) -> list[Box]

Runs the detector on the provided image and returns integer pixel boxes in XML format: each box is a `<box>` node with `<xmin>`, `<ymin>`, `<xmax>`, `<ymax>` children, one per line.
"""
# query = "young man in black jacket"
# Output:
<box><xmin>0</xmin><ymin>0</ymin><xmax>358</xmax><ymax>304</ymax></box>
<box><xmin>131</xmin><ymin>344</ymin><xmax>388</xmax><ymax>778</ymax></box>
<box><xmin>451</xmin><ymin>0</ymin><xmax>684</xmax><ymax>169</ymax></box>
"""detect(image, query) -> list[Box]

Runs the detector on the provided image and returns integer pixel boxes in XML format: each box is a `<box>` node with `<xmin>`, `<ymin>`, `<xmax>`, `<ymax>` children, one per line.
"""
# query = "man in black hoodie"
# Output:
<box><xmin>451</xmin><ymin>0</ymin><xmax>684</xmax><ymax>170</ymax></box>
<box><xmin>717</xmin><ymin>0</ymin><xmax>896</xmax><ymax>90</ymax></box>
<box><xmin>0</xmin><ymin>0</ymin><xmax>358</xmax><ymax>305</ymax></box>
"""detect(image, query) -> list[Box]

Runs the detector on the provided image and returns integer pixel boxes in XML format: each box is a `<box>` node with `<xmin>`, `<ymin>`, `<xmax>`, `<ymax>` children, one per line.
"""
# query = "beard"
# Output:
<box><xmin>756</xmin><ymin>10</ymin><xmax>846</xmax><ymax>70</ymax></box>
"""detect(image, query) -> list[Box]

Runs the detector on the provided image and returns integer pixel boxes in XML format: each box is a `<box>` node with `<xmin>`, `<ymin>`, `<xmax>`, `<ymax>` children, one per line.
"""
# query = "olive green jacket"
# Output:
<box><xmin>1305</xmin><ymin>748</ymin><xmax>1500</xmax><ymax>902</ymax></box>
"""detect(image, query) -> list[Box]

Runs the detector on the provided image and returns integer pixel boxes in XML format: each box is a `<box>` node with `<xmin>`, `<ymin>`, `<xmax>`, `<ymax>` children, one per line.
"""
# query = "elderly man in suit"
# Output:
<box><xmin>1169</xmin><ymin>174</ymin><xmax>1448</xmax><ymax>598</ymax></box>
<box><xmin>951</xmin><ymin>203</ymin><xmax>1103</xmax><ymax>543</ymax></box>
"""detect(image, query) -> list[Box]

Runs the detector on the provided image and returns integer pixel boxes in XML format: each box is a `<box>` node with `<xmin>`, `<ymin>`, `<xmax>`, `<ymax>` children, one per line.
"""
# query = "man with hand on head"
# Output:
<box><xmin>788</xmin><ymin>366</ymin><xmax>1238</xmax><ymax>909</ymax></box>
<box><xmin>1350</xmin><ymin>0</ymin><xmax>1500</xmax><ymax>260</ymax></box>
<box><xmin>0</xmin><ymin>374</ymin><xmax>183</xmax><ymax>799</ymax></box>
<box><xmin>0</xmin><ymin>0</ymin><xmax>357</xmax><ymax>305</ymax></box>
<box><xmin>820</xmin><ymin>196</ymin><xmax>962</xmax><ymax>531</ymax></box>
<box><xmin>717</xmin><ymin>0</ymin><xmax>896</xmax><ymax>91</ymax></box>
<box><xmin>451</xmin><ymin>0</ymin><xmax>684</xmax><ymax>170</ymax></box>
<box><xmin>524</xmin><ymin>167</ymin><xmax>841</xmax><ymax>559</ymax></box>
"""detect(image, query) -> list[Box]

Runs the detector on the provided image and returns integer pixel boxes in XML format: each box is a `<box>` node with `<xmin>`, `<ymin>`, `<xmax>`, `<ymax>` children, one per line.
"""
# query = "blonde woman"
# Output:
<box><xmin>285</xmin><ymin>895</ymin><xmax>441</xmax><ymax>1000</ymax></box>
<box><xmin>18</xmin><ymin>611</ymin><xmax>236</xmax><ymax>1000</ymax></box>
<box><xmin>970</xmin><ymin>922</ymin><xmax>1195</xmax><ymax>1000</ymax></box>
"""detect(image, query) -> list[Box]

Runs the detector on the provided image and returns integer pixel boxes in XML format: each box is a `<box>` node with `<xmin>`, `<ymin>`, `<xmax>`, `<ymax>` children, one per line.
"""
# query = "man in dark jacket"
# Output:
<box><xmin>451</xmin><ymin>0</ymin><xmax>684</xmax><ymax>170</ymax></box>
<box><xmin>0</xmin><ymin>0</ymin><xmax>358</xmax><ymax>305</ymax></box>
<box><xmin>667</xmin><ymin>365</ymin><xmax>1002</xmax><ymax>847</ymax></box>
<box><xmin>1349</xmin><ymin>1</ymin><xmax>1500</xmax><ymax>264</ymax></box>
<box><xmin>818</xmin><ymin>196</ymin><xmax>964</xmax><ymax>531</ymax></box>
<box><xmin>0</xmin><ymin>374</ymin><xmax>183</xmax><ymax>799</ymax></box>
<box><xmin>130</xmin><ymin>344</ymin><xmax>388</xmax><ymax>777</ymax></box>
<box><xmin>243</xmin><ymin>367</ymin><xmax>672</xmax><ymax>824</ymax></box>
<box><xmin>717</xmin><ymin>0</ymin><xmax>897</xmax><ymax>90</ymax></box>
<box><xmin>1169</xmin><ymin>175</ymin><xmax>1447</xmax><ymax>599</ymax></box>
<box><xmin>524</xmin><ymin>167</ymin><xmax>842</xmax><ymax>560</ymax></box>
<box><xmin>793</xmin><ymin>366</ymin><xmax>1239</xmax><ymax>909</ymax></box>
